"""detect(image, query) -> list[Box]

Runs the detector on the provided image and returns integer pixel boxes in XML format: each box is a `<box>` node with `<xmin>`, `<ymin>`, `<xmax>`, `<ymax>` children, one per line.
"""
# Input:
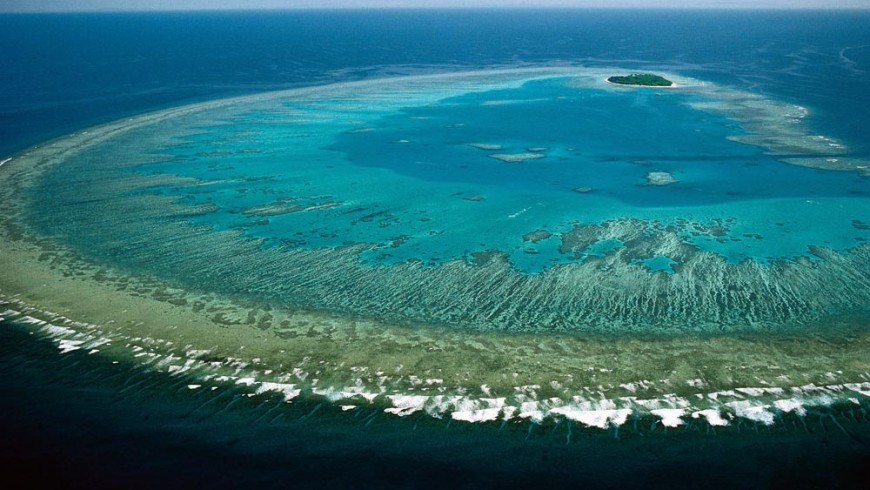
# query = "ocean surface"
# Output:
<box><xmin>1</xmin><ymin>9</ymin><xmax>869</xmax><ymax>488</ymax></box>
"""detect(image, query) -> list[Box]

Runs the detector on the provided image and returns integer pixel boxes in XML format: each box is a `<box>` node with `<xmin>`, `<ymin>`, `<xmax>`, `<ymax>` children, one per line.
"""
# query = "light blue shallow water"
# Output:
<box><xmin>133</xmin><ymin>76</ymin><xmax>868</xmax><ymax>274</ymax></box>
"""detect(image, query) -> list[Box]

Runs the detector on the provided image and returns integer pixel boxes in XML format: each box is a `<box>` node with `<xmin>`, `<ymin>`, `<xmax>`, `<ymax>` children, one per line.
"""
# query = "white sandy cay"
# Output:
<box><xmin>488</xmin><ymin>152</ymin><xmax>546</xmax><ymax>163</ymax></box>
<box><xmin>645</xmin><ymin>171</ymin><xmax>677</xmax><ymax>186</ymax></box>
<box><xmin>467</xmin><ymin>143</ymin><xmax>503</xmax><ymax>151</ymax></box>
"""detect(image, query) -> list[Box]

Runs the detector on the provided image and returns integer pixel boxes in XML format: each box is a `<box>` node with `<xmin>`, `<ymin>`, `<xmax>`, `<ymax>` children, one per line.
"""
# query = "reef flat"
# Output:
<box><xmin>1</xmin><ymin>68</ymin><xmax>868</xmax><ymax>430</ymax></box>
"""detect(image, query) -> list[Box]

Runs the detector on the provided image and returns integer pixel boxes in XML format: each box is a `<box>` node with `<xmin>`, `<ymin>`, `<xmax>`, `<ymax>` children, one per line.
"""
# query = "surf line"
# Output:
<box><xmin>0</xmin><ymin>158</ymin><xmax>11</xmax><ymax>168</ymax></box>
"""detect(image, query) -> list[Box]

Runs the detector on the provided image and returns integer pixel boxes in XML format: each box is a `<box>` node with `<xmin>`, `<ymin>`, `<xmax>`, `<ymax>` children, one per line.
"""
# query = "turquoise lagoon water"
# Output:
<box><xmin>24</xmin><ymin>69</ymin><xmax>869</xmax><ymax>334</ymax></box>
<box><xmin>149</xmin><ymin>75</ymin><xmax>867</xmax><ymax>271</ymax></box>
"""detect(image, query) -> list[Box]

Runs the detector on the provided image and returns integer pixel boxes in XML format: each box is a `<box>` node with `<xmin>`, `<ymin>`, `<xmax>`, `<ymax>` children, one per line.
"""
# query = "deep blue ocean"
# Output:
<box><xmin>3</xmin><ymin>9</ymin><xmax>870</xmax><ymax>158</ymax></box>
<box><xmin>2</xmin><ymin>9</ymin><xmax>869</xmax><ymax>489</ymax></box>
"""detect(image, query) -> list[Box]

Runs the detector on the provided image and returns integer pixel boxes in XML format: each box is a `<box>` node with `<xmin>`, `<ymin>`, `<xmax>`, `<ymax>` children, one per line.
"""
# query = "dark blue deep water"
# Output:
<box><xmin>2</xmin><ymin>9</ymin><xmax>869</xmax><ymax>489</ymax></box>
<box><xmin>3</xmin><ymin>9</ymin><xmax>870</xmax><ymax>158</ymax></box>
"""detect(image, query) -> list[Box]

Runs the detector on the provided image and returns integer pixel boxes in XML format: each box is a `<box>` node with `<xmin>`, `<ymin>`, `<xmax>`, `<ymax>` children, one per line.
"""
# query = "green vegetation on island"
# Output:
<box><xmin>607</xmin><ymin>73</ymin><xmax>674</xmax><ymax>87</ymax></box>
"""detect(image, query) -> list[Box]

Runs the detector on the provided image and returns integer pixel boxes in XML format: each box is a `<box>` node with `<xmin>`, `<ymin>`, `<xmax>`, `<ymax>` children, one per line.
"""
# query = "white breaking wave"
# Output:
<box><xmin>2</xmin><ymin>298</ymin><xmax>868</xmax><ymax>432</ymax></box>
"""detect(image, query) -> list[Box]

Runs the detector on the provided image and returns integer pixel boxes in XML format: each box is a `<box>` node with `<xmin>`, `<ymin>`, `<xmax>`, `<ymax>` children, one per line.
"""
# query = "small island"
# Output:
<box><xmin>607</xmin><ymin>73</ymin><xmax>674</xmax><ymax>87</ymax></box>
